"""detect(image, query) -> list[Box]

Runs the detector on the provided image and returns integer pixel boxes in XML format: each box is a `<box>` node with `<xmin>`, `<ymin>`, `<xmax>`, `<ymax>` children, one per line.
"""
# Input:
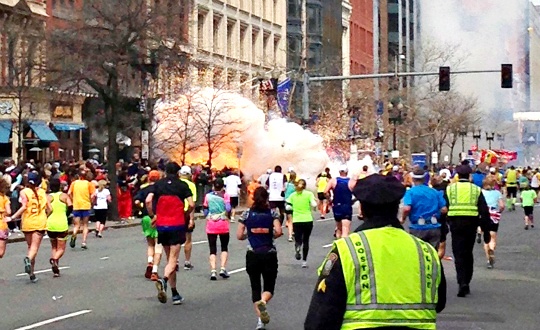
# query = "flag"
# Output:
<box><xmin>277</xmin><ymin>78</ymin><xmax>291</xmax><ymax>117</ymax></box>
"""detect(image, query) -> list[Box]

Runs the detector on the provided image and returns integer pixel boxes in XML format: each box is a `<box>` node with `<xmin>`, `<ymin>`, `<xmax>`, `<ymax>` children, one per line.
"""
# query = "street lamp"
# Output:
<box><xmin>485</xmin><ymin>132</ymin><xmax>495</xmax><ymax>150</ymax></box>
<box><xmin>458</xmin><ymin>127</ymin><xmax>468</xmax><ymax>152</ymax></box>
<box><xmin>472</xmin><ymin>128</ymin><xmax>482</xmax><ymax>150</ymax></box>
<box><xmin>388</xmin><ymin>99</ymin><xmax>404</xmax><ymax>152</ymax></box>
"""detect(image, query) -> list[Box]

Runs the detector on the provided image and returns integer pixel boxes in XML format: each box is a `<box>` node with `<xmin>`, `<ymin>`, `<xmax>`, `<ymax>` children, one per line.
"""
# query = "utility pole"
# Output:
<box><xmin>301</xmin><ymin>0</ymin><xmax>309</xmax><ymax>121</ymax></box>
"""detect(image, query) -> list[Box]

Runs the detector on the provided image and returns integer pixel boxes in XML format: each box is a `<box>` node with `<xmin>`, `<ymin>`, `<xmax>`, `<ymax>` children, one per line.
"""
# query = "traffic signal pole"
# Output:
<box><xmin>302</xmin><ymin>68</ymin><xmax>502</xmax><ymax>120</ymax></box>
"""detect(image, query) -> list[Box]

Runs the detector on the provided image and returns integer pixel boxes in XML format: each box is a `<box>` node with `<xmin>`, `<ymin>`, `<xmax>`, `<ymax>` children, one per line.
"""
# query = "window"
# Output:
<box><xmin>213</xmin><ymin>16</ymin><xmax>222</xmax><ymax>53</ymax></box>
<box><xmin>252</xmin><ymin>30</ymin><xmax>259</xmax><ymax>63</ymax></box>
<box><xmin>227</xmin><ymin>21</ymin><xmax>235</xmax><ymax>57</ymax></box>
<box><xmin>263</xmin><ymin>32</ymin><xmax>270</xmax><ymax>64</ymax></box>
<box><xmin>197</xmin><ymin>13</ymin><xmax>206</xmax><ymax>49</ymax></box>
<box><xmin>274</xmin><ymin>37</ymin><xmax>280</xmax><ymax>64</ymax></box>
<box><xmin>307</xmin><ymin>6</ymin><xmax>321</xmax><ymax>34</ymax></box>
<box><xmin>240</xmin><ymin>25</ymin><xmax>247</xmax><ymax>60</ymax></box>
<box><xmin>308</xmin><ymin>44</ymin><xmax>321</xmax><ymax>69</ymax></box>
<box><xmin>287</xmin><ymin>35</ymin><xmax>300</xmax><ymax>68</ymax></box>
<box><xmin>288</xmin><ymin>0</ymin><xmax>299</xmax><ymax>17</ymax></box>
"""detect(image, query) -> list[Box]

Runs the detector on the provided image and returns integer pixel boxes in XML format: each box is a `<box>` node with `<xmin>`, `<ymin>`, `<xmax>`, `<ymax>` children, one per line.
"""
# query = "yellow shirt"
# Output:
<box><xmin>0</xmin><ymin>195</ymin><xmax>9</xmax><ymax>231</ymax></box>
<box><xmin>21</xmin><ymin>188</ymin><xmax>48</xmax><ymax>232</ymax></box>
<box><xmin>68</xmin><ymin>179</ymin><xmax>96</xmax><ymax>210</ymax></box>
<box><xmin>317</xmin><ymin>177</ymin><xmax>328</xmax><ymax>193</ymax></box>
<box><xmin>181</xmin><ymin>178</ymin><xmax>197</xmax><ymax>211</ymax></box>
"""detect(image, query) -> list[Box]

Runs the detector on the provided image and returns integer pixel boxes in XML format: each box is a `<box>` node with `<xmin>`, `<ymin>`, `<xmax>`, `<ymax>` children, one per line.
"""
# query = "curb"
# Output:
<box><xmin>6</xmin><ymin>213</ymin><xmax>210</xmax><ymax>244</ymax></box>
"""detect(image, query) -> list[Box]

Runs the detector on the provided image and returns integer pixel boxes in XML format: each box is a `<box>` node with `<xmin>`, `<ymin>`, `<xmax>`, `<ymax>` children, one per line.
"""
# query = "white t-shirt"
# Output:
<box><xmin>94</xmin><ymin>188</ymin><xmax>111</xmax><ymax>210</ymax></box>
<box><xmin>268</xmin><ymin>172</ymin><xmax>285</xmax><ymax>201</ymax></box>
<box><xmin>224</xmin><ymin>175</ymin><xmax>242</xmax><ymax>197</ymax></box>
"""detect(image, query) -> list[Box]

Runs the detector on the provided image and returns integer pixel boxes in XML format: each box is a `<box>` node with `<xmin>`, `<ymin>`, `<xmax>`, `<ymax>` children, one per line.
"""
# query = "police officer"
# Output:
<box><xmin>445</xmin><ymin>165</ymin><xmax>491</xmax><ymax>298</ymax></box>
<box><xmin>305</xmin><ymin>174</ymin><xmax>446</xmax><ymax>330</ymax></box>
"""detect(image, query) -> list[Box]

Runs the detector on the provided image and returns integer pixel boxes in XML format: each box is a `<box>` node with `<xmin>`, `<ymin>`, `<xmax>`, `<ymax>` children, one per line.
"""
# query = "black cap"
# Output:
<box><xmin>352</xmin><ymin>174</ymin><xmax>405</xmax><ymax>205</ymax></box>
<box><xmin>455</xmin><ymin>165</ymin><xmax>472</xmax><ymax>176</ymax></box>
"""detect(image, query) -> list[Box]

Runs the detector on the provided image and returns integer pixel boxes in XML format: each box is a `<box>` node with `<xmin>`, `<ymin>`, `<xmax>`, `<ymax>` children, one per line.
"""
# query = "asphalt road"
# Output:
<box><xmin>1</xmin><ymin>209</ymin><xmax>540</xmax><ymax>330</ymax></box>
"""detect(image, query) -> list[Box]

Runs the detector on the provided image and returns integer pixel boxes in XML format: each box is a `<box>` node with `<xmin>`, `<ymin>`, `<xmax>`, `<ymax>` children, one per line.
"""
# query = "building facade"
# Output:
<box><xmin>350</xmin><ymin>0</ymin><xmax>374</xmax><ymax>75</ymax></box>
<box><xmin>0</xmin><ymin>0</ymin><xmax>85</xmax><ymax>162</ymax></box>
<box><xmin>188</xmin><ymin>0</ymin><xmax>287</xmax><ymax>98</ymax></box>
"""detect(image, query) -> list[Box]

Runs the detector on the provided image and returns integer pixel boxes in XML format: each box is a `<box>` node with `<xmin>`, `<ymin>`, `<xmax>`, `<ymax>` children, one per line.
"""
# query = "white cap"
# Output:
<box><xmin>392</xmin><ymin>165</ymin><xmax>399</xmax><ymax>172</ymax></box>
<box><xmin>338</xmin><ymin>165</ymin><xmax>348</xmax><ymax>173</ymax></box>
<box><xmin>266</xmin><ymin>168</ymin><xmax>272</xmax><ymax>174</ymax></box>
<box><xmin>288</xmin><ymin>166</ymin><xmax>295</xmax><ymax>172</ymax></box>
<box><xmin>145</xmin><ymin>166</ymin><xmax>151</xmax><ymax>172</ymax></box>
<box><xmin>180</xmin><ymin>165</ymin><xmax>192</xmax><ymax>175</ymax></box>
<box><xmin>490</xmin><ymin>167</ymin><xmax>496</xmax><ymax>173</ymax></box>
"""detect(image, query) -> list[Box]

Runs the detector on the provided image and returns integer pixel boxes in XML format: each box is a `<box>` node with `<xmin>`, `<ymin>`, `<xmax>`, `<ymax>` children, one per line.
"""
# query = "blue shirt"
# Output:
<box><xmin>472</xmin><ymin>172</ymin><xmax>485</xmax><ymax>188</ymax></box>
<box><xmin>482</xmin><ymin>189</ymin><xmax>502</xmax><ymax>210</ymax></box>
<box><xmin>333</xmin><ymin>177</ymin><xmax>352</xmax><ymax>206</ymax></box>
<box><xmin>403</xmin><ymin>185</ymin><xmax>446</xmax><ymax>230</ymax></box>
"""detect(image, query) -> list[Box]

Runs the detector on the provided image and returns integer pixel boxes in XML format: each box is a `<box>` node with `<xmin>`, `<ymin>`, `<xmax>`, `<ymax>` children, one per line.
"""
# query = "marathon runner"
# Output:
<box><xmin>68</xmin><ymin>170</ymin><xmax>96</xmax><ymax>249</ymax></box>
<box><xmin>267</xmin><ymin>165</ymin><xmax>287</xmax><ymax>224</ymax></box>
<box><xmin>146</xmin><ymin>162</ymin><xmax>194</xmax><ymax>305</ymax></box>
<box><xmin>324</xmin><ymin>165</ymin><xmax>353</xmax><ymax>238</ymax></box>
<box><xmin>180</xmin><ymin>166</ymin><xmax>197</xmax><ymax>270</ymax></box>
<box><xmin>46</xmin><ymin>179</ymin><xmax>72</xmax><ymax>277</ymax></box>
<box><xmin>286</xmin><ymin>179</ymin><xmax>316</xmax><ymax>268</ymax></box>
<box><xmin>0</xmin><ymin>177</ymin><xmax>11</xmax><ymax>259</ymax></box>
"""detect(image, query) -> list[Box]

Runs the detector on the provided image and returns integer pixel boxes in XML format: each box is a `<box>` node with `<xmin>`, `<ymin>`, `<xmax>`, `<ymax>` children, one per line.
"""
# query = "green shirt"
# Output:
<box><xmin>286</xmin><ymin>190</ymin><xmax>315</xmax><ymax>223</ymax></box>
<box><xmin>181</xmin><ymin>178</ymin><xmax>197</xmax><ymax>211</ymax></box>
<box><xmin>47</xmin><ymin>192</ymin><xmax>68</xmax><ymax>232</ymax></box>
<box><xmin>521</xmin><ymin>190</ymin><xmax>537</xmax><ymax>207</ymax></box>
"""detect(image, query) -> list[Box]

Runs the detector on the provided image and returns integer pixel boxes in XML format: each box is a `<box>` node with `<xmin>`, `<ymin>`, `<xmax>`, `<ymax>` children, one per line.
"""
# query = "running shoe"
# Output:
<box><xmin>50</xmin><ymin>258</ymin><xmax>60</xmax><ymax>277</ymax></box>
<box><xmin>230</xmin><ymin>218</ymin><xmax>236</xmax><ymax>223</ymax></box>
<box><xmin>184</xmin><ymin>261</ymin><xmax>194</xmax><ymax>270</ymax></box>
<box><xmin>295</xmin><ymin>245</ymin><xmax>301</xmax><ymax>260</ymax></box>
<box><xmin>95</xmin><ymin>231</ymin><xmax>99</xmax><ymax>238</ymax></box>
<box><xmin>150</xmin><ymin>273</ymin><xmax>159</xmax><ymax>281</ymax></box>
<box><xmin>288</xmin><ymin>237</ymin><xmax>293</xmax><ymax>242</ymax></box>
<box><xmin>70</xmin><ymin>236</ymin><xmax>76</xmax><ymax>248</ymax></box>
<box><xmin>302</xmin><ymin>261</ymin><xmax>308</xmax><ymax>268</ymax></box>
<box><xmin>219</xmin><ymin>268</ymin><xmax>230</xmax><ymax>279</ymax></box>
<box><xmin>172</xmin><ymin>293</ymin><xmax>184</xmax><ymax>305</ymax></box>
<box><xmin>256</xmin><ymin>300</ymin><xmax>270</xmax><ymax>325</ymax></box>
<box><xmin>532</xmin><ymin>224</ymin><xmax>535</xmax><ymax>229</ymax></box>
<box><xmin>81</xmin><ymin>243</ymin><xmax>88</xmax><ymax>250</ymax></box>
<box><xmin>97</xmin><ymin>233</ymin><xmax>103</xmax><ymax>238</ymax></box>
<box><xmin>525</xmin><ymin>225</ymin><xmax>529</xmax><ymax>230</ymax></box>
<box><xmin>210</xmin><ymin>270</ymin><xmax>217</xmax><ymax>281</ymax></box>
<box><xmin>29</xmin><ymin>274</ymin><xmax>38</xmax><ymax>283</ymax></box>
<box><xmin>488</xmin><ymin>250</ymin><xmax>495</xmax><ymax>267</ymax></box>
<box><xmin>256</xmin><ymin>318</ymin><xmax>266</xmax><ymax>330</ymax></box>
<box><xmin>487</xmin><ymin>261</ymin><xmax>493</xmax><ymax>269</ymax></box>
<box><xmin>24</xmin><ymin>257</ymin><xmax>31</xmax><ymax>275</ymax></box>
<box><xmin>145</xmin><ymin>263</ymin><xmax>153</xmax><ymax>279</ymax></box>
<box><xmin>155</xmin><ymin>278</ymin><xmax>167</xmax><ymax>303</ymax></box>
<box><xmin>476</xmin><ymin>233</ymin><xmax>481</xmax><ymax>244</ymax></box>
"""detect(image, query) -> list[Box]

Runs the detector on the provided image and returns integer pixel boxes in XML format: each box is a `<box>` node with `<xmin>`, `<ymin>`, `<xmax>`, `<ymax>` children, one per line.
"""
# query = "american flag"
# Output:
<box><xmin>490</xmin><ymin>207</ymin><xmax>501</xmax><ymax>224</ymax></box>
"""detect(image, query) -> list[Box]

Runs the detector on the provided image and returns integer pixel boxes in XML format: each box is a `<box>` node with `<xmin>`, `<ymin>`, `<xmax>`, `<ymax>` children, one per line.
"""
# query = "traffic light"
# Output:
<box><xmin>438</xmin><ymin>66</ymin><xmax>450</xmax><ymax>91</ymax></box>
<box><xmin>501</xmin><ymin>64</ymin><xmax>513</xmax><ymax>88</ymax></box>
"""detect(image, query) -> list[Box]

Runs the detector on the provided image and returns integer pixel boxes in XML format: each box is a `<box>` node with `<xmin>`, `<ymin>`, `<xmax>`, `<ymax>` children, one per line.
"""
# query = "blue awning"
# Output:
<box><xmin>28</xmin><ymin>121</ymin><xmax>58</xmax><ymax>142</ymax></box>
<box><xmin>53</xmin><ymin>122</ymin><xmax>86</xmax><ymax>131</ymax></box>
<box><xmin>0</xmin><ymin>120</ymin><xmax>12</xmax><ymax>144</ymax></box>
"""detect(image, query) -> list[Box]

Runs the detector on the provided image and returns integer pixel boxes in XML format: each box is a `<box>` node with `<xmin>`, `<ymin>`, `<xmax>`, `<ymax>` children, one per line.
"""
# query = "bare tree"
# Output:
<box><xmin>48</xmin><ymin>0</ymin><xmax>191</xmax><ymax>218</ymax></box>
<box><xmin>191</xmin><ymin>87</ymin><xmax>244</xmax><ymax>167</ymax></box>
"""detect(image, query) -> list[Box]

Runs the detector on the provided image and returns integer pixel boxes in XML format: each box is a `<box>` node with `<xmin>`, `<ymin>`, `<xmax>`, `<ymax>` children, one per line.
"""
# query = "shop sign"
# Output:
<box><xmin>51</xmin><ymin>102</ymin><xmax>73</xmax><ymax>119</ymax></box>
<box><xmin>0</xmin><ymin>100</ymin><xmax>13</xmax><ymax>115</ymax></box>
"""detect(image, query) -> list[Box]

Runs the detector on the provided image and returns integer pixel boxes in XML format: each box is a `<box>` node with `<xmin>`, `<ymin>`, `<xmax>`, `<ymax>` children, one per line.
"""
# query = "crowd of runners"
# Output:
<box><xmin>0</xmin><ymin>156</ymin><xmax>538</xmax><ymax>329</ymax></box>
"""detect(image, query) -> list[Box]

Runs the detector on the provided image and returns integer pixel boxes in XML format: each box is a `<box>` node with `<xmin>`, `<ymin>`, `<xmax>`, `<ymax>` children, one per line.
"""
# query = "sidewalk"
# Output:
<box><xmin>7</xmin><ymin>208</ymin><xmax>248</xmax><ymax>244</ymax></box>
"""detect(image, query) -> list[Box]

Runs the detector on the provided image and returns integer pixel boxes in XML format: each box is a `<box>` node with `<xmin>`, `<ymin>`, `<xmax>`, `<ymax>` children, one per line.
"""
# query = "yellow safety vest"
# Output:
<box><xmin>446</xmin><ymin>181</ymin><xmax>480</xmax><ymax>217</ymax></box>
<box><xmin>326</xmin><ymin>227</ymin><xmax>441</xmax><ymax>330</ymax></box>
<box><xmin>506</xmin><ymin>170</ymin><xmax>517</xmax><ymax>187</ymax></box>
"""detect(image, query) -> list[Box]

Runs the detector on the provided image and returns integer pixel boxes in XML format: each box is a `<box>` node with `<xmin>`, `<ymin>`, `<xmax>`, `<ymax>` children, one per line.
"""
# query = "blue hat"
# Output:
<box><xmin>27</xmin><ymin>172</ymin><xmax>41</xmax><ymax>186</ymax></box>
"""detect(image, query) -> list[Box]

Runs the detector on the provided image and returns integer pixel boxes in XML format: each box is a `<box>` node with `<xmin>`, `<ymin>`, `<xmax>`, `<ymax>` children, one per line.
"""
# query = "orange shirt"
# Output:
<box><xmin>0</xmin><ymin>195</ymin><xmax>9</xmax><ymax>231</ymax></box>
<box><xmin>21</xmin><ymin>188</ymin><xmax>48</xmax><ymax>232</ymax></box>
<box><xmin>69</xmin><ymin>179</ymin><xmax>96</xmax><ymax>210</ymax></box>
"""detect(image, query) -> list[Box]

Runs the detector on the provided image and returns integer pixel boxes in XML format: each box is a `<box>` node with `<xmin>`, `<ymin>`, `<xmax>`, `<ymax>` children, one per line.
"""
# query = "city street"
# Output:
<box><xmin>2</xmin><ymin>209</ymin><xmax>540</xmax><ymax>330</ymax></box>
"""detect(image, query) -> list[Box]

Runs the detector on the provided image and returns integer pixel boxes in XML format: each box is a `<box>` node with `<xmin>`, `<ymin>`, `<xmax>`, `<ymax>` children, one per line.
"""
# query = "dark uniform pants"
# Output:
<box><xmin>449</xmin><ymin>217</ymin><xmax>478</xmax><ymax>286</ymax></box>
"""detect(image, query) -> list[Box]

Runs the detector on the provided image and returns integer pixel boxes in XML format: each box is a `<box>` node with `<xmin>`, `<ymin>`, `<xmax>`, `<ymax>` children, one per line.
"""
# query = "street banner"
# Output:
<box><xmin>412</xmin><ymin>153</ymin><xmax>427</xmax><ymax>168</ymax></box>
<box><xmin>277</xmin><ymin>78</ymin><xmax>291</xmax><ymax>117</ymax></box>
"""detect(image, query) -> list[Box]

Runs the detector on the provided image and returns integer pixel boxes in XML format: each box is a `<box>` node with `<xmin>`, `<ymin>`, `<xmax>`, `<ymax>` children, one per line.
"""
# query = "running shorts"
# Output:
<box><xmin>488</xmin><ymin>222</ymin><xmax>499</xmax><ymax>233</ymax></box>
<box><xmin>230</xmin><ymin>196</ymin><xmax>239</xmax><ymax>208</ymax></box>
<box><xmin>72</xmin><ymin>210</ymin><xmax>92</xmax><ymax>218</ymax></box>
<box><xmin>47</xmin><ymin>230</ymin><xmax>69</xmax><ymax>240</ymax></box>
<box><xmin>269</xmin><ymin>201</ymin><xmax>285</xmax><ymax>212</ymax></box>
<box><xmin>94</xmin><ymin>209</ymin><xmax>108</xmax><ymax>223</ymax></box>
<box><xmin>317</xmin><ymin>192</ymin><xmax>326</xmax><ymax>201</ymax></box>
<box><xmin>157</xmin><ymin>230</ymin><xmax>186</xmax><ymax>247</ymax></box>
<box><xmin>141</xmin><ymin>215</ymin><xmax>158</xmax><ymax>238</ymax></box>
<box><xmin>507</xmin><ymin>187</ymin><xmax>517</xmax><ymax>198</ymax></box>
<box><xmin>524</xmin><ymin>206</ymin><xmax>534</xmax><ymax>216</ymax></box>
<box><xmin>333</xmin><ymin>204</ymin><xmax>353</xmax><ymax>221</ymax></box>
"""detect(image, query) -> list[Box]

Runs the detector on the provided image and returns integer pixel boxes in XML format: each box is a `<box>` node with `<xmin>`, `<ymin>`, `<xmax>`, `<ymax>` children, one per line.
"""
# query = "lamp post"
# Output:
<box><xmin>388</xmin><ymin>99</ymin><xmax>404</xmax><ymax>152</ymax></box>
<box><xmin>485</xmin><ymin>132</ymin><xmax>495</xmax><ymax>150</ymax></box>
<box><xmin>472</xmin><ymin>128</ymin><xmax>482</xmax><ymax>150</ymax></box>
<box><xmin>458</xmin><ymin>127</ymin><xmax>468</xmax><ymax>152</ymax></box>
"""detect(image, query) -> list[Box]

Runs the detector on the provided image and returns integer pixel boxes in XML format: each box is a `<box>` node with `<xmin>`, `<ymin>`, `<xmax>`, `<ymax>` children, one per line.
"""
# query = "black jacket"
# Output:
<box><xmin>304</xmin><ymin>216</ymin><xmax>447</xmax><ymax>330</ymax></box>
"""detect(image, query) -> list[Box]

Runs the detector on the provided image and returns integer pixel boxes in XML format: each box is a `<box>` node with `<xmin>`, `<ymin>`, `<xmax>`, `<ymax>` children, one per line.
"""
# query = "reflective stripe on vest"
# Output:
<box><xmin>447</xmin><ymin>182</ymin><xmax>480</xmax><ymax>217</ymax></box>
<box><xmin>334</xmin><ymin>227</ymin><xmax>440</xmax><ymax>330</ymax></box>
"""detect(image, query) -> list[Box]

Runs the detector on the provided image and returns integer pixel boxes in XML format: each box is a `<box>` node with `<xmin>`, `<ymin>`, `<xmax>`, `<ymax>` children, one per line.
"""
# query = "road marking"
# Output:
<box><xmin>100</xmin><ymin>257</ymin><xmax>109</xmax><ymax>260</ymax></box>
<box><xmin>229</xmin><ymin>267</ymin><xmax>246</xmax><ymax>275</ymax></box>
<box><xmin>14</xmin><ymin>309</ymin><xmax>92</xmax><ymax>330</ymax></box>
<box><xmin>182</xmin><ymin>240</ymin><xmax>207</xmax><ymax>247</ymax></box>
<box><xmin>16</xmin><ymin>267</ymin><xmax>70</xmax><ymax>277</ymax></box>
<box><xmin>316</xmin><ymin>214</ymin><xmax>360</xmax><ymax>222</ymax></box>
<box><xmin>322</xmin><ymin>243</ymin><xmax>333</xmax><ymax>248</ymax></box>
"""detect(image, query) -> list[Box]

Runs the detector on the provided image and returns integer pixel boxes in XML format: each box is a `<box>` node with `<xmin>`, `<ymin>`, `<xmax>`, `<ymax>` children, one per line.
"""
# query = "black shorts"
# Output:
<box><xmin>230</xmin><ymin>196</ymin><xmax>239</xmax><ymax>208</ymax></box>
<box><xmin>488</xmin><ymin>222</ymin><xmax>499</xmax><ymax>233</ymax></box>
<box><xmin>524</xmin><ymin>206</ymin><xmax>534</xmax><ymax>216</ymax></box>
<box><xmin>317</xmin><ymin>192</ymin><xmax>326</xmax><ymax>201</ymax></box>
<box><xmin>269</xmin><ymin>201</ymin><xmax>285</xmax><ymax>212</ymax></box>
<box><xmin>47</xmin><ymin>230</ymin><xmax>69</xmax><ymax>240</ymax></box>
<box><xmin>333</xmin><ymin>204</ymin><xmax>353</xmax><ymax>221</ymax></box>
<box><xmin>157</xmin><ymin>230</ymin><xmax>186</xmax><ymax>246</ymax></box>
<box><xmin>94</xmin><ymin>209</ymin><xmax>108</xmax><ymax>224</ymax></box>
<box><xmin>507</xmin><ymin>186</ymin><xmax>518</xmax><ymax>198</ymax></box>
